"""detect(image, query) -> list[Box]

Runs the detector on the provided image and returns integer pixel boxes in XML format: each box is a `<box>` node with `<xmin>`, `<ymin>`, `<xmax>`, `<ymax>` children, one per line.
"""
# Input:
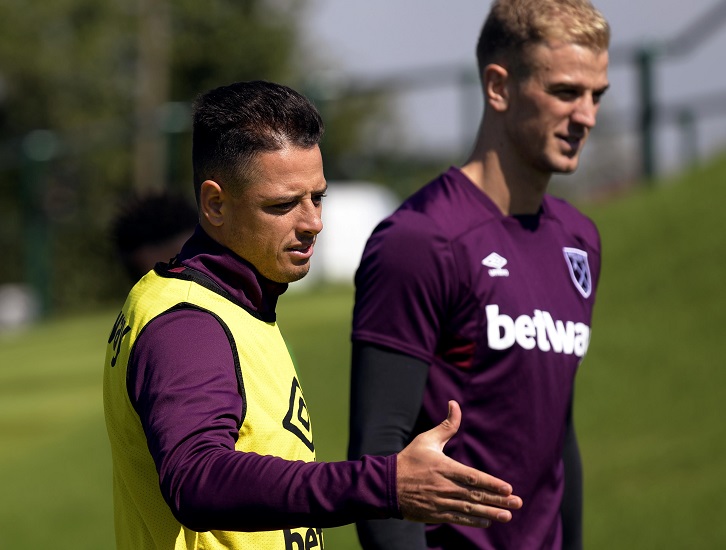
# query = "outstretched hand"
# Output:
<box><xmin>396</xmin><ymin>400</ymin><xmax>523</xmax><ymax>528</ymax></box>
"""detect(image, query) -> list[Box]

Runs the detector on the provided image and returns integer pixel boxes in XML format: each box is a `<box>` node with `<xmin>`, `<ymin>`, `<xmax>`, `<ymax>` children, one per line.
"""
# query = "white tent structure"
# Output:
<box><xmin>295</xmin><ymin>181</ymin><xmax>399</xmax><ymax>289</ymax></box>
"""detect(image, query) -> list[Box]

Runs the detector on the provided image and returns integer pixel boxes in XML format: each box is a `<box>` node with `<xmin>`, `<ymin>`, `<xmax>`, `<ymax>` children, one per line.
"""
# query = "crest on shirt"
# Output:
<box><xmin>563</xmin><ymin>247</ymin><xmax>592</xmax><ymax>299</ymax></box>
<box><xmin>283</xmin><ymin>377</ymin><xmax>315</xmax><ymax>452</ymax></box>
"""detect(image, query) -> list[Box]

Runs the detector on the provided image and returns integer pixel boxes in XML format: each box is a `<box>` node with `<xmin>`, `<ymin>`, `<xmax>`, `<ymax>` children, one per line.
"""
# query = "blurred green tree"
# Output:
<box><xmin>0</xmin><ymin>0</ymin><xmax>391</xmax><ymax>314</ymax></box>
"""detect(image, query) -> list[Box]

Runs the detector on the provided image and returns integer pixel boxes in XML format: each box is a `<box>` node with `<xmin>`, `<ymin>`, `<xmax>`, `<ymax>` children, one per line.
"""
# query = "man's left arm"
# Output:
<box><xmin>561</xmin><ymin>395</ymin><xmax>583</xmax><ymax>550</ymax></box>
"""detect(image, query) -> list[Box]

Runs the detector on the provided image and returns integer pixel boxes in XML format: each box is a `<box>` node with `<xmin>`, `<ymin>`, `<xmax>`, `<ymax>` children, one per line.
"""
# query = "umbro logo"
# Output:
<box><xmin>283</xmin><ymin>377</ymin><xmax>315</xmax><ymax>452</ymax></box>
<box><xmin>482</xmin><ymin>252</ymin><xmax>510</xmax><ymax>277</ymax></box>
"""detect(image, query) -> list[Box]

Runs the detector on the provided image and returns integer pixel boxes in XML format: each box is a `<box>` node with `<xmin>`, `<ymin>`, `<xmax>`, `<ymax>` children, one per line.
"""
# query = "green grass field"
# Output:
<box><xmin>1</xmin><ymin>154</ymin><xmax>725</xmax><ymax>548</ymax></box>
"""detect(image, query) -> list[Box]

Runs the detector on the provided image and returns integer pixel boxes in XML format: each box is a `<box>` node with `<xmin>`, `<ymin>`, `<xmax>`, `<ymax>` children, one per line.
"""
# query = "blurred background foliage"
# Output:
<box><xmin>3</xmin><ymin>0</ymin><xmax>724</xmax><ymax>318</ymax></box>
<box><xmin>0</xmin><ymin>0</ymin><xmax>405</xmax><ymax>314</ymax></box>
<box><xmin>2</xmin><ymin>0</ymin><xmax>726</xmax><ymax>319</ymax></box>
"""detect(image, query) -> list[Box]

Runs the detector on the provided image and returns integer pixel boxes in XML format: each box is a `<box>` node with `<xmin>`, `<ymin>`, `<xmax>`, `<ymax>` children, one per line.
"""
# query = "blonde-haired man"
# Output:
<box><xmin>349</xmin><ymin>1</ymin><xmax>610</xmax><ymax>548</ymax></box>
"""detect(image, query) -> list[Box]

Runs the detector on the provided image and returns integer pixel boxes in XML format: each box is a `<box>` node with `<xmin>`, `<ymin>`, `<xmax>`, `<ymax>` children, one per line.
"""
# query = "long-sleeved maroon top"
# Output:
<box><xmin>127</xmin><ymin>226</ymin><xmax>400</xmax><ymax>532</ymax></box>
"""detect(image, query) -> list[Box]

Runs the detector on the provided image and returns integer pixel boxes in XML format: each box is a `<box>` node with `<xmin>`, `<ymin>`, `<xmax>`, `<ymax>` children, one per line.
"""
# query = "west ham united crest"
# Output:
<box><xmin>563</xmin><ymin>247</ymin><xmax>592</xmax><ymax>299</ymax></box>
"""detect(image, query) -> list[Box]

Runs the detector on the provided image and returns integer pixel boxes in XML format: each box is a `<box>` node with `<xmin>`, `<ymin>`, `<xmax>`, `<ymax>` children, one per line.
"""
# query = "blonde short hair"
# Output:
<box><xmin>476</xmin><ymin>0</ymin><xmax>610</xmax><ymax>77</ymax></box>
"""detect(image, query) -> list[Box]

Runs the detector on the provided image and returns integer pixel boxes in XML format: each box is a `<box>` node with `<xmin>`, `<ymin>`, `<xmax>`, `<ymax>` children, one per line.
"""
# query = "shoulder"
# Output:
<box><xmin>133</xmin><ymin>307</ymin><xmax>233</xmax><ymax>370</ymax></box>
<box><xmin>128</xmin><ymin>307</ymin><xmax>238</xmax><ymax>410</ymax></box>
<box><xmin>543</xmin><ymin>195</ymin><xmax>600</xmax><ymax>251</ymax></box>
<box><xmin>372</xmin><ymin>168</ymin><xmax>500</xmax><ymax>248</ymax></box>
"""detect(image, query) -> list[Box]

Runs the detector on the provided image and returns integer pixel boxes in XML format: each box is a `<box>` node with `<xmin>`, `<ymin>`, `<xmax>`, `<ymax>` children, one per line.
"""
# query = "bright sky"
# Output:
<box><xmin>303</xmin><ymin>0</ymin><xmax>726</xmax><ymax>174</ymax></box>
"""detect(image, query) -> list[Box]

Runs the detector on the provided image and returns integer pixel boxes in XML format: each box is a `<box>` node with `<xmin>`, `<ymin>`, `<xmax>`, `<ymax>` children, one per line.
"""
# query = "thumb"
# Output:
<box><xmin>426</xmin><ymin>400</ymin><xmax>462</xmax><ymax>451</ymax></box>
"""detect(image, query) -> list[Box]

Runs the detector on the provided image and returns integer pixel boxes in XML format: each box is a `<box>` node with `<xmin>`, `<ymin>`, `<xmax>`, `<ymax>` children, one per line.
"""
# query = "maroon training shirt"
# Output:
<box><xmin>353</xmin><ymin>167</ymin><xmax>601</xmax><ymax>549</ymax></box>
<box><xmin>127</xmin><ymin>226</ymin><xmax>399</xmax><ymax>532</ymax></box>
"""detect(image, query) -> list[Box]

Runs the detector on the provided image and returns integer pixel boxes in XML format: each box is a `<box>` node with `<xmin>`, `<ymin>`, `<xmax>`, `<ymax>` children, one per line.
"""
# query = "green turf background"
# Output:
<box><xmin>1</xmin><ymin>154</ymin><xmax>725</xmax><ymax>548</ymax></box>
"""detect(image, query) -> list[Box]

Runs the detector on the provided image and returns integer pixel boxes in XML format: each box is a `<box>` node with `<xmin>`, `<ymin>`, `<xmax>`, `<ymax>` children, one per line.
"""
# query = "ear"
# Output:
<box><xmin>199</xmin><ymin>179</ymin><xmax>225</xmax><ymax>227</ymax></box>
<box><xmin>484</xmin><ymin>63</ymin><xmax>510</xmax><ymax>112</ymax></box>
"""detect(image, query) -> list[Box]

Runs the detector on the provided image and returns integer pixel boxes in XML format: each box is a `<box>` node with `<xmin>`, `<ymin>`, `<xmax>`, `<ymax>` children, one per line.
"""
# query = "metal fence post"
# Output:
<box><xmin>636</xmin><ymin>45</ymin><xmax>657</xmax><ymax>182</ymax></box>
<box><xmin>677</xmin><ymin>108</ymin><xmax>698</xmax><ymax>167</ymax></box>
<box><xmin>21</xmin><ymin>129</ymin><xmax>58</xmax><ymax>317</ymax></box>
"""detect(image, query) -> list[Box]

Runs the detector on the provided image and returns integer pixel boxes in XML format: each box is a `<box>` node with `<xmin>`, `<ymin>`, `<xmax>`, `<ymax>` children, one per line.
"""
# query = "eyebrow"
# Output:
<box><xmin>267</xmin><ymin>184</ymin><xmax>328</xmax><ymax>203</ymax></box>
<box><xmin>550</xmin><ymin>81</ymin><xmax>610</xmax><ymax>91</ymax></box>
<box><xmin>548</xmin><ymin>82</ymin><xmax>611</xmax><ymax>99</ymax></box>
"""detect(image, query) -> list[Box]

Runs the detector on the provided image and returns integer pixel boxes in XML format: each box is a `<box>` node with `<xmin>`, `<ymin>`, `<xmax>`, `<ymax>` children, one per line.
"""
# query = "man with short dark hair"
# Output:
<box><xmin>349</xmin><ymin>1</ymin><xmax>610</xmax><ymax>548</ymax></box>
<box><xmin>103</xmin><ymin>80</ymin><xmax>522</xmax><ymax>550</ymax></box>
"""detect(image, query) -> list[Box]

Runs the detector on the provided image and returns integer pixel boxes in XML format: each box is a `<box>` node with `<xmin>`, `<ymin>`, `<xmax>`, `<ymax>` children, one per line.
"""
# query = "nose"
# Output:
<box><xmin>298</xmin><ymin>199</ymin><xmax>323</xmax><ymax>236</ymax></box>
<box><xmin>572</xmin><ymin>95</ymin><xmax>598</xmax><ymax>129</ymax></box>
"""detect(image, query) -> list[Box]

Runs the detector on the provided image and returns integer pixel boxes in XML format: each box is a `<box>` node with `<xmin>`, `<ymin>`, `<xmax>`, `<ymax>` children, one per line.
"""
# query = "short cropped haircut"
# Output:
<box><xmin>191</xmin><ymin>80</ymin><xmax>324</xmax><ymax>203</ymax></box>
<box><xmin>476</xmin><ymin>0</ymin><xmax>610</xmax><ymax>78</ymax></box>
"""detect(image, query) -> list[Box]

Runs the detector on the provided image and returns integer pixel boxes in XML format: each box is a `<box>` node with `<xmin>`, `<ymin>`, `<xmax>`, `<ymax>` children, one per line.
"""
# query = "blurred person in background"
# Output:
<box><xmin>111</xmin><ymin>191</ymin><xmax>198</xmax><ymax>282</ymax></box>
<box><xmin>103</xmin><ymin>80</ymin><xmax>522</xmax><ymax>550</ymax></box>
<box><xmin>348</xmin><ymin>0</ymin><xmax>610</xmax><ymax>548</ymax></box>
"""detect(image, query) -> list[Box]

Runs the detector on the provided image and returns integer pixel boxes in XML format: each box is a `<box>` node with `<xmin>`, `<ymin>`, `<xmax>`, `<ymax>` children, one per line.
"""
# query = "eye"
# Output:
<box><xmin>270</xmin><ymin>200</ymin><xmax>296</xmax><ymax>212</ymax></box>
<box><xmin>312</xmin><ymin>193</ymin><xmax>327</xmax><ymax>206</ymax></box>
<box><xmin>553</xmin><ymin>88</ymin><xmax>579</xmax><ymax>101</ymax></box>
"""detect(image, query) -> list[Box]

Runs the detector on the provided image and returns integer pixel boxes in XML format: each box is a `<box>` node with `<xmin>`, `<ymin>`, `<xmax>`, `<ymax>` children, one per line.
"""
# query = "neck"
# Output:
<box><xmin>461</xmin><ymin>125</ymin><xmax>550</xmax><ymax>216</ymax></box>
<box><xmin>178</xmin><ymin>226</ymin><xmax>287</xmax><ymax>318</ymax></box>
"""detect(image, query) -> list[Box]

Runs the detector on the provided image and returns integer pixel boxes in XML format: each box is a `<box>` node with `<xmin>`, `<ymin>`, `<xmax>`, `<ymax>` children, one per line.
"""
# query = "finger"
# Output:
<box><xmin>418</xmin><ymin>400</ymin><xmax>462</xmax><ymax>451</ymax></box>
<box><xmin>434</xmin><ymin>481</ymin><xmax>523</xmax><ymax>511</ymax></box>
<box><xmin>445</xmin><ymin>400</ymin><xmax>461</xmax><ymax>431</ymax></box>
<box><xmin>442</xmin><ymin>460</ymin><xmax>519</xmax><ymax>496</ymax></box>
<box><xmin>438</xmin><ymin>514</ymin><xmax>493</xmax><ymax>529</ymax></box>
<box><xmin>466</xmin><ymin>488</ymin><xmax>523</xmax><ymax>511</ymax></box>
<box><xmin>427</xmin><ymin>499</ymin><xmax>519</xmax><ymax>527</ymax></box>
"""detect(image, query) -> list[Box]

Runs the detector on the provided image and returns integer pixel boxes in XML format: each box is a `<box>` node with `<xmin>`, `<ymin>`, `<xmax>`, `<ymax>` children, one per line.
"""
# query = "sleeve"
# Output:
<box><xmin>348</xmin><ymin>342</ymin><xmax>429</xmax><ymax>549</ymax></box>
<box><xmin>560</xmin><ymin>394</ymin><xmax>583</xmax><ymax>550</ymax></box>
<box><xmin>352</xmin><ymin>211</ymin><xmax>455</xmax><ymax>363</ymax></box>
<box><xmin>128</xmin><ymin>309</ymin><xmax>400</xmax><ymax>532</ymax></box>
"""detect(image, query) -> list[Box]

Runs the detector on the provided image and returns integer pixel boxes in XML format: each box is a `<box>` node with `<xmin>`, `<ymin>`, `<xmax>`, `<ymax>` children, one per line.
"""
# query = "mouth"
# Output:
<box><xmin>287</xmin><ymin>242</ymin><xmax>315</xmax><ymax>260</ymax></box>
<box><xmin>558</xmin><ymin>134</ymin><xmax>584</xmax><ymax>156</ymax></box>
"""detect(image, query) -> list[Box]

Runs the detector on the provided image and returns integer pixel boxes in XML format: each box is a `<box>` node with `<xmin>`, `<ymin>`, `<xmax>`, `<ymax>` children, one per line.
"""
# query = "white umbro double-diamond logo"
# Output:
<box><xmin>482</xmin><ymin>252</ymin><xmax>510</xmax><ymax>277</ymax></box>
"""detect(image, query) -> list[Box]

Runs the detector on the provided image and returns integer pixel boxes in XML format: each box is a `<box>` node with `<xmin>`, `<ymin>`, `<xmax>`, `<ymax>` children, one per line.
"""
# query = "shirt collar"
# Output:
<box><xmin>177</xmin><ymin>226</ymin><xmax>288</xmax><ymax>316</ymax></box>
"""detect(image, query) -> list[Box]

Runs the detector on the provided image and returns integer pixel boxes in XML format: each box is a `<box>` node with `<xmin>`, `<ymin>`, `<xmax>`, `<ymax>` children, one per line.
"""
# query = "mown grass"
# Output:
<box><xmin>575</xmin><ymin>153</ymin><xmax>726</xmax><ymax>548</ymax></box>
<box><xmin>0</xmin><ymin>311</ymin><xmax>115</xmax><ymax>549</ymax></box>
<box><xmin>0</xmin><ymin>153</ymin><xmax>725</xmax><ymax>548</ymax></box>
